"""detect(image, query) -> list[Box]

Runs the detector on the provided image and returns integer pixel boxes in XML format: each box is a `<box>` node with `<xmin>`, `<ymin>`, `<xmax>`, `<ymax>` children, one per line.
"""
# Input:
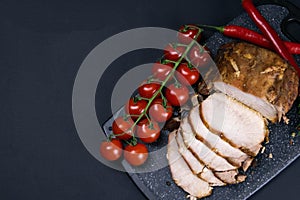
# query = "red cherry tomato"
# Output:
<box><xmin>164</xmin><ymin>44</ymin><xmax>186</xmax><ymax>61</ymax></box>
<box><xmin>165</xmin><ymin>84</ymin><xmax>189</xmax><ymax>106</ymax></box>
<box><xmin>152</xmin><ymin>62</ymin><xmax>174</xmax><ymax>81</ymax></box>
<box><xmin>112</xmin><ymin>116</ymin><xmax>135</xmax><ymax>140</ymax></box>
<box><xmin>178</xmin><ymin>24</ymin><xmax>201</xmax><ymax>44</ymax></box>
<box><xmin>137</xmin><ymin>119</ymin><xmax>161</xmax><ymax>143</ymax></box>
<box><xmin>138</xmin><ymin>81</ymin><xmax>161</xmax><ymax>99</ymax></box>
<box><xmin>176</xmin><ymin>63</ymin><xmax>200</xmax><ymax>86</ymax></box>
<box><xmin>124</xmin><ymin>143</ymin><xmax>149</xmax><ymax>166</ymax></box>
<box><xmin>188</xmin><ymin>45</ymin><xmax>211</xmax><ymax>68</ymax></box>
<box><xmin>149</xmin><ymin>98</ymin><xmax>173</xmax><ymax>122</ymax></box>
<box><xmin>100</xmin><ymin>139</ymin><xmax>123</xmax><ymax>161</ymax></box>
<box><xmin>125</xmin><ymin>98</ymin><xmax>147</xmax><ymax>120</ymax></box>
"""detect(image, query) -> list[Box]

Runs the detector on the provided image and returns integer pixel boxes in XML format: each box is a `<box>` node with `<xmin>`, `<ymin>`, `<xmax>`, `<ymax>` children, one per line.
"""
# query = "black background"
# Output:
<box><xmin>1</xmin><ymin>0</ymin><xmax>300</xmax><ymax>199</ymax></box>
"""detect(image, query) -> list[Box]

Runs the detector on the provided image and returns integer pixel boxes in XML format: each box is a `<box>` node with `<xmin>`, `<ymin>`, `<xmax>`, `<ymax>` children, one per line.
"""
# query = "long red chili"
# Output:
<box><xmin>201</xmin><ymin>24</ymin><xmax>300</xmax><ymax>54</ymax></box>
<box><xmin>242</xmin><ymin>0</ymin><xmax>300</xmax><ymax>77</ymax></box>
<box><xmin>286</xmin><ymin>42</ymin><xmax>300</xmax><ymax>55</ymax></box>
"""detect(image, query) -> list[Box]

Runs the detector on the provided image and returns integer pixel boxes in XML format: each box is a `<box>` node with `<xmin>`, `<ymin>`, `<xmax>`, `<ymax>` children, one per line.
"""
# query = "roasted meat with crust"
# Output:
<box><xmin>167</xmin><ymin>41</ymin><xmax>298</xmax><ymax>199</ymax></box>
<box><xmin>208</xmin><ymin>42</ymin><xmax>299</xmax><ymax>122</ymax></box>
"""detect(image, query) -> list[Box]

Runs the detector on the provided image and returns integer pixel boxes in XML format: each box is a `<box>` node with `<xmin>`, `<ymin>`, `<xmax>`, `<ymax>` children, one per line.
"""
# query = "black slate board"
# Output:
<box><xmin>102</xmin><ymin>4</ymin><xmax>300</xmax><ymax>200</ymax></box>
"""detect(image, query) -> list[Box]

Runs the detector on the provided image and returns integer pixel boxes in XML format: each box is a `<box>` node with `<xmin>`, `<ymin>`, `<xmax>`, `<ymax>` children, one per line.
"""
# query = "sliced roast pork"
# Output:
<box><xmin>189</xmin><ymin>106</ymin><xmax>253</xmax><ymax>170</ymax></box>
<box><xmin>200</xmin><ymin>92</ymin><xmax>268</xmax><ymax>156</ymax></box>
<box><xmin>167</xmin><ymin>131</ymin><xmax>212</xmax><ymax>198</ymax></box>
<box><xmin>180</xmin><ymin>117</ymin><xmax>249</xmax><ymax>184</ymax></box>
<box><xmin>176</xmin><ymin>131</ymin><xmax>225</xmax><ymax>186</ymax></box>
<box><xmin>181</xmin><ymin>117</ymin><xmax>237</xmax><ymax>172</ymax></box>
<box><xmin>166</xmin><ymin>41</ymin><xmax>297</xmax><ymax>198</ymax></box>
<box><xmin>211</xmin><ymin>42</ymin><xmax>299</xmax><ymax>122</ymax></box>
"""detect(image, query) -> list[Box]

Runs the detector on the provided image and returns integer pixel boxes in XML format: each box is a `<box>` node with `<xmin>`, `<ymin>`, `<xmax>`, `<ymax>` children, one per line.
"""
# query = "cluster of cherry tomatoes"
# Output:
<box><xmin>100</xmin><ymin>24</ymin><xmax>211</xmax><ymax>166</ymax></box>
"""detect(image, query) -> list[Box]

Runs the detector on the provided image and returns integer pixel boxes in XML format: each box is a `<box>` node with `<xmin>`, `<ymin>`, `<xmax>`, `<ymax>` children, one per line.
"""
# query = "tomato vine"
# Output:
<box><xmin>110</xmin><ymin>26</ymin><xmax>204</xmax><ymax>143</ymax></box>
<box><xmin>101</xmin><ymin>25</ymin><xmax>209</xmax><ymax>166</ymax></box>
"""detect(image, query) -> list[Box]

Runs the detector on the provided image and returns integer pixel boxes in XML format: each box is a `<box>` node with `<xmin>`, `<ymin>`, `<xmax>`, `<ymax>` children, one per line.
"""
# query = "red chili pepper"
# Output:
<box><xmin>201</xmin><ymin>24</ymin><xmax>300</xmax><ymax>54</ymax></box>
<box><xmin>286</xmin><ymin>42</ymin><xmax>300</xmax><ymax>55</ymax></box>
<box><xmin>241</xmin><ymin>0</ymin><xmax>300</xmax><ymax>77</ymax></box>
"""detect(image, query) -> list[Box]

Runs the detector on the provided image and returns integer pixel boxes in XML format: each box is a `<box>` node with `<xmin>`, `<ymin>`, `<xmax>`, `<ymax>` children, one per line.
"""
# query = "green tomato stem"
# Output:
<box><xmin>129</xmin><ymin>38</ymin><xmax>197</xmax><ymax>130</ymax></box>
<box><xmin>112</xmin><ymin>28</ymin><xmax>202</xmax><ymax>141</ymax></box>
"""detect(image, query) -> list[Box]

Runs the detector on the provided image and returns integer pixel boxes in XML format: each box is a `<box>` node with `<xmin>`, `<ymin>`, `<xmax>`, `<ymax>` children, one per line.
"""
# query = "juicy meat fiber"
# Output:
<box><xmin>189</xmin><ymin>106</ymin><xmax>251</xmax><ymax>168</ymax></box>
<box><xmin>176</xmin><ymin>129</ymin><xmax>225</xmax><ymax>186</ymax></box>
<box><xmin>200</xmin><ymin>93</ymin><xmax>268</xmax><ymax>156</ymax></box>
<box><xmin>167</xmin><ymin>131</ymin><xmax>212</xmax><ymax>198</ymax></box>
<box><xmin>180</xmin><ymin>118</ymin><xmax>238</xmax><ymax>172</ymax></box>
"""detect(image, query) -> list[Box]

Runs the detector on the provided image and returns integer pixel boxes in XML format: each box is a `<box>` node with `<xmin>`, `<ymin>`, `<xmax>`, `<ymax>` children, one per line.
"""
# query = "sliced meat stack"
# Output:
<box><xmin>176</xmin><ymin>130</ymin><xmax>225</xmax><ymax>186</ymax></box>
<box><xmin>200</xmin><ymin>93</ymin><xmax>268</xmax><ymax>156</ymax></box>
<box><xmin>167</xmin><ymin>42</ymin><xmax>299</xmax><ymax>199</ymax></box>
<box><xmin>167</xmin><ymin>93</ymin><xmax>267</xmax><ymax>198</ymax></box>
<box><xmin>167</xmin><ymin>131</ymin><xmax>212</xmax><ymax>199</ymax></box>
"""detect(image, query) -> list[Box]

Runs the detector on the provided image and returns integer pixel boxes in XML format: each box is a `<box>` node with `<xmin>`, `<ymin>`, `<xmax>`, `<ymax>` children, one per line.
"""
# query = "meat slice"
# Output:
<box><xmin>213</xmin><ymin>82</ymin><xmax>277</xmax><ymax>122</ymax></box>
<box><xmin>180</xmin><ymin>118</ymin><xmax>237</xmax><ymax>172</ymax></box>
<box><xmin>176</xmin><ymin>131</ymin><xmax>203</xmax><ymax>174</ymax></box>
<box><xmin>211</xmin><ymin>42</ymin><xmax>299</xmax><ymax>122</ymax></box>
<box><xmin>176</xmin><ymin>131</ymin><xmax>225</xmax><ymax>186</ymax></box>
<box><xmin>200</xmin><ymin>92</ymin><xmax>267</xmax><ymax>156</ymax></box>
<box><xmin>215</xmin><ymin>171</ymin><xmax>246</xmax><ymax>185</ymax></box>
<box><xmin>180</xmin><ymin>118</ymin><xmax>241</xmax><ymax>184</ymax></box>
<box><xmin>167</xmin><ymin>131</ymin><xmax>212</xmax><ymax>198</ymax></box>
<box><xmin>189</xmin><ymin>106</ymin><xmax>252</xmax><ymax>169</ymax></box>
<box><xmin>201</xmin><ymin>168</ymin><xmax>226</xmax><ymax>186</ymax></box>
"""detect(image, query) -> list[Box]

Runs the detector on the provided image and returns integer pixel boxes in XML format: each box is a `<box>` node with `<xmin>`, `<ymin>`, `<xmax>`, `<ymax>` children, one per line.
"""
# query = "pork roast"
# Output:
<box><xmin>167</xmin><ymin>41</ymin><xmax>298</xmax><ymax>199</ymax></box>
<box><xmin>176</xmin><ymin>132</ymin><xmax>225</xmax><ymax>186</ymax></box>
<box><xmin>189</xmin><ymin>106</ymin><xmax>252</xmax><ymax>169</ymax></box>
<box><xmin>200</xmin><ymin>93</ymin><xmax>268</xmax><ymax>156</ymax></box>
<box><xmin>180</xmin><ymin>117</ymin><xmax>238</xmax><ymax>172</ymax></box>
<box><xmin>209</xmin><ymin>42</ymin><xmax>299</xmax><ymax>122</ymax></box>
<box><xmin>167</xmin><ymin>93</ymin><xmax>268</xmax><ymax>197</ymax></box>
<box><xmin>167</xmin><ymin>131</ymin><xmax>212</xmax><ymax>199</ymax></box>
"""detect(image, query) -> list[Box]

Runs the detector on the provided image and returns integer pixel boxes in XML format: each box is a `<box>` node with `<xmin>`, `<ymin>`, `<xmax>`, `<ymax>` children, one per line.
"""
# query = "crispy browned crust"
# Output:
<box><xmin>213</xmin><ymin>42</ymin><xmax>299</xmax><ymax>121</ymax></box>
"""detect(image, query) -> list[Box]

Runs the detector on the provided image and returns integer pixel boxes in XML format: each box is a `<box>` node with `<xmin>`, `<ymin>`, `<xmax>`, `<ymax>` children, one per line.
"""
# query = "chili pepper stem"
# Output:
<box><xmin>196</xmin><ymin>24</ymin><xmax>225</xmax><ymax>33</ymax></box>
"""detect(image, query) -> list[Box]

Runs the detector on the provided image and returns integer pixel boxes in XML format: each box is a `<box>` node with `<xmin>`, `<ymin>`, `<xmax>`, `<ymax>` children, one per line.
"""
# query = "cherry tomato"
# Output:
<box><xmin>164</xmin><ymin>44</ymin><xmax>186</xmax><ymax>61</ymax></box>
<box><xmin>152</xmin><ymin>61</ymin><xmax>174</xmax><ymax>81</ymax></box>
<box><xmin>124</xmin><ymin>143</ymin><xmax>149</xmax><ymax>166</ymax></box>
<box><xmin>137</xmin><ymin>119</ymin><xmax>161</xmax><ymax>143</ymax></box>
<box><xmin>178</xmin><ymin>24</ymin><xmax>201</xmax><ymax>44</ymax></box>
<box><xmin>149</xmin><ymin>98</ymin><xmax>173</xmax><ymax>122</ymax></box>
<box><xmin>188</xmin><ymin>45</ymin><xmax>211</xmax><ymax>68</ymax></box>
<box><xmin>125</xmin><ymin>98</ymin><xmax>147</xmax><ymax>120</ymax></box>
<box><xmin>112</xmin><ymin>116</ymin><xmax>135</xmax><ymax>140</ymax></box>
<box><xmin>165</xmin><ymin>83</ymin><xmax>189</xmax><ymax>106</ymax></box>
<box><xmin>138</xmin><ymin>81</ymin><xmax>161</xmax><ymax>99</ymax></box>
<box><xmin>176</xmin><ymin>63</ymin><xmax>200</xmax><ymax>86</ymax></box>
<box><xmin>100</xmin><ymin>139</ymin><xmax>123</xmax><ymax>161</ymax></box>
